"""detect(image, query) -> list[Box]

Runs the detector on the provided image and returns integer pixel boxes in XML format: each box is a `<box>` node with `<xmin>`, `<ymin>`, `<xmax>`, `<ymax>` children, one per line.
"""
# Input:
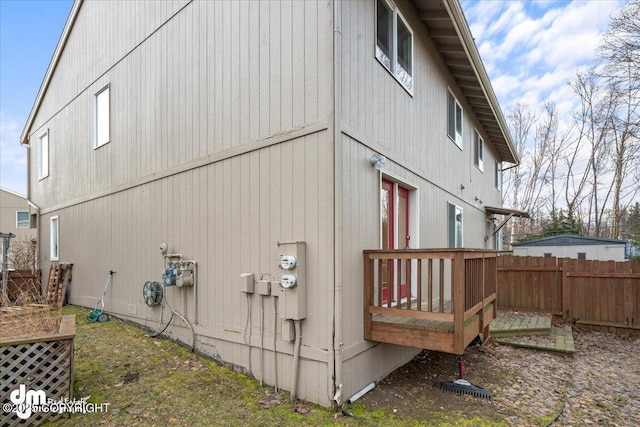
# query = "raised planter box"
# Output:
<box><xmin>1</xmin><ymin>314</ymin><xmax>75</xmax><ymax>427</ymax></box>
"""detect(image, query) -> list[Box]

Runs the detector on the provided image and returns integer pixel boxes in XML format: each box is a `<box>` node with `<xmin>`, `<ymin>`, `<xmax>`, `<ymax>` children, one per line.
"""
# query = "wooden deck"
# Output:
<box><xmin>364</xmin><ymin>249</ymin><xmax>498</xmax><ymax>355</ymax></box>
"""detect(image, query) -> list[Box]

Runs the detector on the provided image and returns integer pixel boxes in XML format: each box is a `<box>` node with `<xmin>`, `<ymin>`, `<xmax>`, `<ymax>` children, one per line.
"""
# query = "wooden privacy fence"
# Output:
<box><xmin>5</xmin><ymin>270</ymin><xmax>42</xmax><ymax>303</ymax></box>
<box><xmin>497</xmin><ymin>255</ymin><xmax>640</xmax><ymax>331</ymax></box>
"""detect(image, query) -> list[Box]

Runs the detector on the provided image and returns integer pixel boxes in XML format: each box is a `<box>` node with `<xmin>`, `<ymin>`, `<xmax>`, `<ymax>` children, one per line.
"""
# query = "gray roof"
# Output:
<box><xmin>512</xmin><ymin>235</ymin><xmax>627</xmax><ymax>247</ymax></box>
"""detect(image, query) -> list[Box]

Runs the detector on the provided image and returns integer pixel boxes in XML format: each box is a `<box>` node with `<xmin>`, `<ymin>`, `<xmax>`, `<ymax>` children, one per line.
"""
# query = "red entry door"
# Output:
<box><xmin>381</xmin><ymin>179</ymin><xmax>410</xmax><ymax>304</ymax></box>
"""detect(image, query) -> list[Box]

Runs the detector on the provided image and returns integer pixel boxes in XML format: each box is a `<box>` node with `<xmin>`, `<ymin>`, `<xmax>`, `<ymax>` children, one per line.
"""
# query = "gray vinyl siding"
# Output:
<box><xmin>28</xmin><ymin>0</ymin><xmax>332</xmax><ymax>210</ymax></box>
<box><xmin>28</xmin><ymin>0</ymin><xmax>335</xmax><ymax>406</ymax></box>
<box><xmin>31</xmin><ymin>0</ymin><xmax>190</xmax><ymax>136</ymax></box>
<box><xmin>339</xmin><ymin>0</ymin><xmax>502</xmax><ymax>209</ymax></box>
<box><xmin>335</xmin><ymin>0</ymin><xmax>502</xmax><ymax>400</ymax></box>
<box><xmin>0</xmin><ymin>190</ymin><xmax>36</xmax><ymax>242</ymax></box>
<box><xmin>25</xmin><ymin>0</ymin><xmax>510</xmax><ymax>408</ymax></box>
<box><xmin>337</xmin><ymin>133</ymin><xmax>497</xmax><ymax>400</ymax></box>
<box><xmin>41</xmin><ymin>131</ymin><xmax>334</xmax><ymax>405</ymax></box>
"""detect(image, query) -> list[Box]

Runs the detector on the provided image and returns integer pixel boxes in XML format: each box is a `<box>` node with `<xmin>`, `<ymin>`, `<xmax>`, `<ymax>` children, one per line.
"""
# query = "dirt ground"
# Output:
<box><xmin>362</xmin><ymin>344</ymin><xmax>509</xmax><ymax>421</ymax></box>
<box><xmin>357</xmin><ymin>323</ymin><xmax>640</xmax><ymax>426</ymax></box>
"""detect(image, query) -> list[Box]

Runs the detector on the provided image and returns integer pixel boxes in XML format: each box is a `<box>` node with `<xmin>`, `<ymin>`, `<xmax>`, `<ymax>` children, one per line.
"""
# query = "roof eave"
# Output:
<box><xmin>19</xmin><ymin>0</ymin><xmax>83</xmax><ymax>145</ymax></box>
<box><xmin>414</xmin><ymin>0</ymin><xmax>519</xmax><ymax>165</ymax></box>
<box><xmin>443</xmin><ymin>0</ymin><xmax>518</xmax><ymax>164</ymax></box>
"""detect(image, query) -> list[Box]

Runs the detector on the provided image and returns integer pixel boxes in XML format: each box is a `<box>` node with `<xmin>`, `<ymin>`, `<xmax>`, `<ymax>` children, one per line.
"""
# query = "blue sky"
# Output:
<box><xmin>0</xmin><ymin>0</ymin><xmax>73</xmax><ymax>195</ymax></box>
<box><xmin>461</xmin><ymin>0</ymin><xmax>625</xmax><ymax>116</ymax></box>
<box><xmin>0</xmin><ymin>0</ymin><xmax>626</xmax><ymax>196</ymax></box>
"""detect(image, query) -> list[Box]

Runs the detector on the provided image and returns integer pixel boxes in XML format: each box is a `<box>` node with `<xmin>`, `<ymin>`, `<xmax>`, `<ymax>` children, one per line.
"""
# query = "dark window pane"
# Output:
<box><xmin>376</xmin><ymin>0</ymin><xmax>392</xmax><ymax>69</ymax></box>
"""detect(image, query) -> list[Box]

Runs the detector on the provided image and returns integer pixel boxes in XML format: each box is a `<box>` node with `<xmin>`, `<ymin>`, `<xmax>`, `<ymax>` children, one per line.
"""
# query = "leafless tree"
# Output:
<box><xmin>501</xmin><ymin>2</ymin><xmax>639</xmax><ymax>243</ymax></box>
<box><xmin>9</xmin><ymin>239</ymin><xmax>39</xmax><ymax>272</ymax></box>
<box><xmin>504</xmin><ymin>103</ymin><xmax>536</xmax><ymax>241</ymax></box>
<box><xmin>596</xmin><ymin>0</ymin><xmax>640</xmax><ymax>238</ymax></box>
<box><xmin>569</xmin><ymin>70</ymin><xmax>618</xmax><ymax>236</ymax></box>
<box><xmin>536</xmin><ymin>101</ymin><xmax>572</xmax><ymax>216</ymax></box>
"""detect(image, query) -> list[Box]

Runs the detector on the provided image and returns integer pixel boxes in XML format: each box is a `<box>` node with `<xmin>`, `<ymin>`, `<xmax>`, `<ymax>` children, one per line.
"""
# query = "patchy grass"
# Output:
<box><xmin>42</xmin><ymin>306</ymin><xmax>348</xmax><ymax>426</ymax></box>
<box><xmin>42</xmin><ymin>306</ymin><xmax>504</xmax><ymax>426</ymax></box>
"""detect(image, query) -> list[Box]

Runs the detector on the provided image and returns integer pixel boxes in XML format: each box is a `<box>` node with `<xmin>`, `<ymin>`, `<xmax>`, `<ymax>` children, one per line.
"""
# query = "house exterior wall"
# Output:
<box><xmin>335</xmin><ymin>0</ymin><xmax>504</xmax><ymax>400</ymax></box>
<box><xmin>24</xmin><ymin>0</ymin><xmax>512</xmax><ymax>407</ymax></box>
<box><xmin>0</xmin><ymin>189</ymin><xmax>34</xmax><ymax>241</ymax></box>
<box><xmin>0</xmin><ymin>189</ymin><xmax>37</xmax><ymax>270</ymax></box>
<box><xmin>27</xmin><ymin>0</ymin><xmax>336</xmax><ymax>406</ymax></box>
<box><xmin>513</xmin><ymin>245</ymin><xmax>626</xmax><ymax>262</ymax></box>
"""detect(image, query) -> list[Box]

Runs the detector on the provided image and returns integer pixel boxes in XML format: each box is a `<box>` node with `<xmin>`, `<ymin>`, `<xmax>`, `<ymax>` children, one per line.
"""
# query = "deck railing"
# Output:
<box><xmin>363</xmin><ymin>249</ymin><xmax>498</xmax><ymax>353</ymax></box>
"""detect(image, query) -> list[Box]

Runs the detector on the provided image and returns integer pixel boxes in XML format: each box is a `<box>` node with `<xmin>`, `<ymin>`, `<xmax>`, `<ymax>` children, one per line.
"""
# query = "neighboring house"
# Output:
<box><xmin>20</xmin><ymin>0</ymin><xmax>519</xmax><ymax>406</ymax></box>
<box><xmin>512</xmin><ymin>235</ymin><xmax>628</xmax><ymax>262</ymax></box>
<box><xmin>0</xmin><ymin>187</ymin><xmax>37</xmax><ymax>270</ymax></box>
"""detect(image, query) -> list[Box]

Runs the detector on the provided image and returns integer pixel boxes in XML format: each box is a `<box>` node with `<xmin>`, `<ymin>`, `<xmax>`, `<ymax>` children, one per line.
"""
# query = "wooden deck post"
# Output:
<box><xmin>363</xmin><ymin>253</ymin><xmax>373</xmax><ymax>340</ymax></box>
<box><xmin>453</xmin><ymin>251</ymin><xmax>465</xmax><ymax>354</ymax></box>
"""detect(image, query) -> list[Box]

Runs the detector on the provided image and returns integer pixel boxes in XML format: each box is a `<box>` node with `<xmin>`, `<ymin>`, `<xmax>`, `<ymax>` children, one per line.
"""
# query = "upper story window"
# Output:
<box><xmin>94</xmin><ymin>85</ymin><xmax>110</xmax><ymax>148</ymax></box>
<box><xmin>447</xmin><ymin>90</ymin><xmax>463</xmax><ymax>149</ymax></box>
<box><xmin>376</xmin><ymin>0</ymin><xmax>413</xmax><ymax>93</ymax></box>
<box><xmin>474</xmin><ymin>130</ymin><xmax>484</xmax><ymax>171</ymax></box>
<box><xmin>495</xmin><ymin>160</ymin><xmax>502</xmax><ymax>191</ymax></box>
<box><xmin>38</xmin><ymin>130</ymin><xmax>49</xmax><ymax>180</ymax></box>
<box><xmin>16</xmin><ymin>211</ymin><xmax>29</xmax><ymax>228</ymax></box>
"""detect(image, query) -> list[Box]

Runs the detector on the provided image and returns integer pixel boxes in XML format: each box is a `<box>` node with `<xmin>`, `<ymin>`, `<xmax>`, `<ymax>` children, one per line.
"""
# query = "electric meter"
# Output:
<box><xmin>279</xmin><ymin>255</ymin><xmax>297</xmax><ymax>270</ymax></box>
<box><xmin>280</xmin><ymin>274</ymin><xmax>297</xmax><ymax>288</ymax></box>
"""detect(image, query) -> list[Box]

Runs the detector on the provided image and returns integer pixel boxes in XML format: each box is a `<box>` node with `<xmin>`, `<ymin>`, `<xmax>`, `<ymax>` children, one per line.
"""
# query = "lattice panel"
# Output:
<box><xmin>1</xmin><ymin>339</ymin><xmax>73</xmax><ymax>427</ymax></box>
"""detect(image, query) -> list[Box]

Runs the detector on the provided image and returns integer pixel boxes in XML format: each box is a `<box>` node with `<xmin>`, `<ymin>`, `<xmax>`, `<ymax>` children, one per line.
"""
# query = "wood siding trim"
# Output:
<box><xmin>188</xmin><ymin>324</ymin><xmax>330</xmax><ymax>363</ymax></box>
<box><xmin>38</xmin><ymin>119</ymin><xmax>328</xmax><ymax>215</ymax></box>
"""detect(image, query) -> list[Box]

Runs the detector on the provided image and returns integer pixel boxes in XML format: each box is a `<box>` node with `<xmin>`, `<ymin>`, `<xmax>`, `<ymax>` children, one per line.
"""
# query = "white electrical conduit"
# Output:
<box><xmin>243</xmin><ymin>292</ymin><xmax>252</xmax><ymax>378</ymax></box>
<box><xmin>290</xmin><ymin>319</ymin><xmax>302</xmax><ymax>402</ymax></box>
<box><xmin>260</xmin><ymin>295</ymin><xmax>265</xmax><ymax>386</ymax></box>
<box><xmin>273</xmin><ymin>295</ymin><xmax>278</xmax><ymax>392</ymax></box>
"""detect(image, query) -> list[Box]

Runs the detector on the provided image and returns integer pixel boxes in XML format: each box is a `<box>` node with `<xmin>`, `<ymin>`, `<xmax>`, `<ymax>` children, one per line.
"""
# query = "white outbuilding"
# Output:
<box><xmin>511</xmin><ymin>235</ymin><xmax>628</xmax><ymax>262</ymax></box>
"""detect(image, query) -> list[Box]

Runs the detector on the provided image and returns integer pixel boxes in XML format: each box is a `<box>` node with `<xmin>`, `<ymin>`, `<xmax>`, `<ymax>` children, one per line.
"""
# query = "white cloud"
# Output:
<box><xmin>0</xmin><ymin>112</ymin><xmax>28</xmax><ymax>195</ymax></box>
<box><xmin>464</xmin><ymin>0</ymin><xmax>625</xmax><ymax>118</ymax></box>
<box><xmin>464</xmin><ymin>0</ymin><xmax>639</xmax><ymax>210</ymax></box>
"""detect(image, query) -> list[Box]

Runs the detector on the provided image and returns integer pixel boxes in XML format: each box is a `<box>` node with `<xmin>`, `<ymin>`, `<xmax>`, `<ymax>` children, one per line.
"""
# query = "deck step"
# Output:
<box><xmin>489</xmin><ymin>313</ymin><xmax>552</xmax><ymax>338</ymax></box>
<box><xmin>495</xmin><ymin>325</ymin><xmax>575</xmax><ymax>354</ymax></box>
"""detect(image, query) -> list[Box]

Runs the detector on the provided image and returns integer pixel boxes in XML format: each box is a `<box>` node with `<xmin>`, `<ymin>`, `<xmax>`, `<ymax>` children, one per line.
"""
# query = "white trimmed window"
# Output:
<box><xmin>448</xmin><ymin>203</ymin><xmax>463</xmax><ymax>248</ymax></box>
<box><xmin>494</xmin><ymin>229</ymin><xmax>502</xmax><ymax>250</ymax></box>
<box><xmin>376</xmin><ymin>0</ymin><xmax>413</xmax><ymax>92</ymax></box>
<box><xmin>447</xmin><ymin>90</ymin><xmax>463</xmax><ymax>148</ymax></box>
<box><xmin>50</xmin><ymin>216</ymin><xmax>59</xmax><ymax>261</ymax></box>
<box><xmin>38</xmin><ymin>130</ymin><xmax>49</xmax><ymax>179</ymax></box>
<box><xmin>94</xmin><ymin>85</ymin><xmax>110</xmax><ymax>148</ymax></box>
<box><xmin>16</xmin><ymin>211</ymin><xmax>29</xmax><ymax>228</ymax></box>
<box><xmin>474</xmin><ymin>130</ymin><xmax>484</xmax><ymax>171</ymax></box>
<box><xmin>495</xmin><ymin>160</ymin><xmax>502</xmax><ymax>191</ymax></box>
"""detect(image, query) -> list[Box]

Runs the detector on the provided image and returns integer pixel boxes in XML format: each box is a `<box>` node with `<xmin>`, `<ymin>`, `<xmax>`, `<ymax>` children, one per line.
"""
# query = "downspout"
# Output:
<box><xmin>26</xmin><ymin>200</ymin><xmax>40</xmax><ymax>266</ymax></box>
<box><xmin>272</xmin><ymin>295</ymin><xmax>278</xmax><ymax>392</ymax></box>
<box><xmin>25</xmin><ymin>144</ymin><xmax>42</xmax><ymax>272</ymax></box>
<box><xmin>330</xmin><ymin>0</ymin><xmax>344</xmax><ymax>407</ymax></box>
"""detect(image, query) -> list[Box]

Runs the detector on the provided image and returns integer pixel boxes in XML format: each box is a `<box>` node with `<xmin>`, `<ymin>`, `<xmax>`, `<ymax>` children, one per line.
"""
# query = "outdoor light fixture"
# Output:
<box><xmin>370</xmin><ymin>153</ymin><xmax>386</xmax><ymax>170</ymax></box>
